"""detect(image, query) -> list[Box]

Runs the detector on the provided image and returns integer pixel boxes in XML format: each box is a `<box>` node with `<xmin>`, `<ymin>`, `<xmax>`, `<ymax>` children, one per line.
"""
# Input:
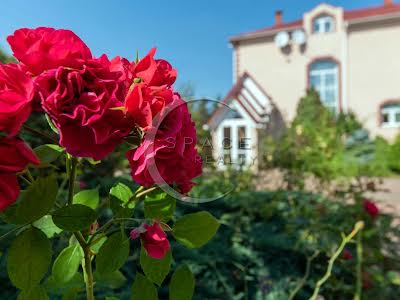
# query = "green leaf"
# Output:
<box><xmin>52</xmin><ymin>244</ymin><xmax>82</xmax><ymax>284</ymax></box>
<box><xmin>17</xmin><ymin>286</ymin><xmax>50</xmax><ymax>300</ymax></box>
<box><xmin>95</xmin><ymin>270</ymin><xmax>127</xmax><ymax>289</ymax></box>
<box><xmin>106</xmin><ymin>297</ymin><xmax>120</xmax><ymax>300</ymax></box>
<box><xmin>144</xmin><ymin>192</ymin><xmax>176</xmax><ymax>222</ymax></box>
<box><xmin>34</xmin><ymin>144</ymin><xmax>63</xmax><ymax>165</ymax></box>
<box><xmin>131</xmin><ymin>273</ymin><xmax>158</xmax><ymax>300</ymax></box>
<box><xmin>96</xmin><ymin>232</ymin><xmax>129</xmax><ymax>275</ymax></box>
<box><xmin>61</xmin><ymin>288</ymin><xmax>79</xmax><ymax>300</ymax></box>
<box><xmin>73</xmin><ymin>189</ymin><xmax>99</xmax><ymax>210</ymax></box>
<box><xmin>110</xmin><ymin>182</ymin><xmax>133</xmax><ymax>205</ymax></box>
<box><xmin>110</xmin><ymin>197</ymin><xmax>133</xmax><ymax>218</ymax></box>
<box><xmin>1</xmin><ymin>204</ymin><xmax>21</xmax><ymax>224</ymax></box>
<box><xmin>52</xmin><ymin>204</ymin><xmax>97</xmax><ymax>231</ymax></box>
<box><xmin>16</xmin><ymin>176</ymin><xmax>58</xmax><ymax>224</ymax></box>
<box><xmin>140</xmin><ymin>246</ymin><xmax>172</xmax><ymax>286</ymax></box>
<box><xmin>90</xmin><ymin>236</ymin><xmax>107</xmax><ymax>254</ymax></box>
<box><xmin>388</xmin><ymin>271</ymin><xmax>400</xmax><ymax>285</ymax></box>
<box><xmin>109</xmin><ymin>183</ymin><xmax>134</xmax><ymax>217</ymax></box>
<box><xmin>169</xmin><ymin>265</ymin><xmax>195</xmax><ymax>300</ymax></box>
<box><xmin>33</xmin><ymin>215</ymin><xmax>62</xmax><ymax>238</ymax></box>
<box><xmin>7</xmin><ymin>227</ymin><xmax>52</xmax><ymax>289</ymax></box>
<box><xmin>44</xmin><ymin>272</ymin><xmax>83</xmax><ymax>291</ymax></box>
<box><xmin>172</xmin><ymin>211</ymin><xmax>220</xmax><ymax>248</ymax></box>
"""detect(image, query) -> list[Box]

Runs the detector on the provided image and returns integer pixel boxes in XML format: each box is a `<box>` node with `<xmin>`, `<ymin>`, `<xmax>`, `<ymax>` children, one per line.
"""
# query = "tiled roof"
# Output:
<box><xmin>230</xmin><ymin>3</ymin><xmax>400</xmax><ymax>42</ymax></box>
<box><xmin>344</xmin><ymin>3</ymin><xmax>400</xmax><ymax>20</ymax></box>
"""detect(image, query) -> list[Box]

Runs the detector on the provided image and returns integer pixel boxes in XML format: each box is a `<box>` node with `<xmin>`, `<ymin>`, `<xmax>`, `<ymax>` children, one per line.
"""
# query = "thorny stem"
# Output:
<box><xmin>88</xmin><ymin>217</ymin><xmax>144</xmax><ymax>245</ymax></box>
<box><xmin>25</xmin><ymin>169</ymin><xmax>34</xmax><ymax>182</ymax></box>
<box><xmin>18</xmin><ymin>174</ymin><xmax>32</xmax><ymax>185</ymax></box>
<box><xmin>354</xmin><ymin>232</ymin><xmax>363</xmax><ymax>300</ymax></box>
<box><xmin>308</xmin><ymin>221</ymin><xmax>364</xmax><ymax>300</ymax></box>
<box><xmin>288</xmin><ymin>250</ymin><xmax>320</xmax><ymax>300</ymax></box>
<box><xmin>134</xmin><ymin>185</ymin><xmax>145</xmax><ymax>194</ymax></box>
<box><xmin>22</xmin><ymin>124</ymin><xmax>58</xmax><ymax>144</ymax></box>
<box><xmin>66</xmin><ymin>155</ymin><xmax>94</xmax><ymax>300</ymax></box>
<box><xmin>67</xmin><ymin>155</ymin><xmax>78</xmax><ymax>206</ymax></box>
<box><xmin>125</xmin><ymin>186</ymin><xmax>158</xmax><ymax>207</ymax></box>
<box><xmin>135</xmin><ymin>186</ymin><xmax>157</xmax><ymax>199</ymax></box>
<box><xmin>83</xmin><ymin>246</ymin><xmax>95</xmax><ymax>300</ymax></box>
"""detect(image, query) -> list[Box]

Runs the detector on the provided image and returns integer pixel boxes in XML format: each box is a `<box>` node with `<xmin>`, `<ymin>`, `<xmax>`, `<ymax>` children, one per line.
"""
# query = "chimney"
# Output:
<box><xmin>384</xmin><ymin>0</ymin><xmax>393</xmax><ymax>7</ymax></box>
<box><xmin>275</xmin><ymin>10</ymin><xmax>283</xmax><ymax>26</ymax></box>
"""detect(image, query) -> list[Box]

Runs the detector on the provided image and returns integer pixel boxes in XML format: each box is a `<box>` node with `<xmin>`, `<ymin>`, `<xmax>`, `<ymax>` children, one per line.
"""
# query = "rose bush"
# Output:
<box><xmin>0</xmin><ymin>27</ymin><xmax>219</xmax><ymax>300</ymax></box>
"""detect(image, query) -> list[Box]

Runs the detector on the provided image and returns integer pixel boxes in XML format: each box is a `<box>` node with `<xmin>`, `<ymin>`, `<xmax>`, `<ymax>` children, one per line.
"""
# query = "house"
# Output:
<box><xmin>208</xmin><ymin>0</ymin><xmax>400</xmax><ymax>170</ymax></box>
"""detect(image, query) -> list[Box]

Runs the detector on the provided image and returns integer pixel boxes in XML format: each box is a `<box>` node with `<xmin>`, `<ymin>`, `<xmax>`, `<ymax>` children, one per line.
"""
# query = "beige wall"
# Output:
<box><xmin>348</xmin><ymin>19</ymin><xmax>400</xmax><ymax>140</ymax></box>
<box><xmin>235</xmin><ymin>4</ymin><xmax>400</xmax><ymax>141</ymax></box>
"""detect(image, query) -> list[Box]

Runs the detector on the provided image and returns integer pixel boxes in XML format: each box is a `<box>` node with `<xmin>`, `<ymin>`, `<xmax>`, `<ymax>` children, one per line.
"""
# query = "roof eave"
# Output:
<box><xmin>347</xmin><ymin>11</ymin><xmax>400</xmax><ymax>25</ymax></box>
<box><xmin>229</xmin><ymin>25</ymin><xmax>302</xmax><ymax>43</ymax></box>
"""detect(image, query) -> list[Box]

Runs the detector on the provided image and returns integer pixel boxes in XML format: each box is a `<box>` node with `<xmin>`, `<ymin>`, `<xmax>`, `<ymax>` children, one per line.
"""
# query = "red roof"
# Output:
<box><xmin>344</xmin><ymin>3</ymin><xmax>400</xmax><ymax>20</ymax></box>
<box><xmin>230</xmin><ymin>3</ymin><xmax>400</xmax><ymax>42</ymax></box>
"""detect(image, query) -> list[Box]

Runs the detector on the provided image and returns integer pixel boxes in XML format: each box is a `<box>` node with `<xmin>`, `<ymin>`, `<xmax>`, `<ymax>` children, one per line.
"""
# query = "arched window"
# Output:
<box><xmin>309</xmin><ymin>60</ymin><xmax>339</xmax><ymax>111</ymax></box>
<box><xmin>380</xmin><ymin>102</ymin><xmax>400</xmax><ymax>128</ymax></box>
<box><xmin>313</xmin><ymin>14</ymin><xmax>334</xmax><ymax>33</ymax></box>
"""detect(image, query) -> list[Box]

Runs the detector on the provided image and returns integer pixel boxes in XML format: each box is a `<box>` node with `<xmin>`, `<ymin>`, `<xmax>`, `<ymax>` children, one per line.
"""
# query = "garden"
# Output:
<box><xmin>0</xmin><ymin>27</ymin><xmax>399</xmax><ymax>300</ymax></box>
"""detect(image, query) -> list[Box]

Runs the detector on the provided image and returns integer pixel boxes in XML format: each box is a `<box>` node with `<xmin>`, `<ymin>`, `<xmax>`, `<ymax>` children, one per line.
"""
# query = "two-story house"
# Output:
<box><xmin>208</xmin><ymin>0</ymin><xmax>400</xmax><ymax>169</ymax></box>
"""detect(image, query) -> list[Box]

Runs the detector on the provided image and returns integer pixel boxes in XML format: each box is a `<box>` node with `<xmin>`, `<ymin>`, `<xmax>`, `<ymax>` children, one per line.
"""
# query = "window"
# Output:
<box><xmin>238</xmin><ymin>126</ymin><xmax>246</xmax><ymax>149</ymax></box>
<box><xmin>226</xmin><ymin>109</ymin><xmax>242</xmax><ymax>119</ymax></box>
<box><xmin>223</xmin><ymin>126</ymin><xmax>231</xmax><ymax>164</ymax></box>
<box><xmin>313</xmin><ymin>15</ymin><xmax>334</xmax><ymax>33</ymax></box>
<box><xmin>309</xmin><ymin>60</ymin><xmax>339</xmax><ymax>111</ymax></box>
<box><xmin>223</xmin><ymin>127</ymin><xmax>231</xmax><ymax>149</ymax></box>
<box><xmin>381</xmin><ymin>103</ymin><xmax>400</xmax><ymax>128</ymax></box>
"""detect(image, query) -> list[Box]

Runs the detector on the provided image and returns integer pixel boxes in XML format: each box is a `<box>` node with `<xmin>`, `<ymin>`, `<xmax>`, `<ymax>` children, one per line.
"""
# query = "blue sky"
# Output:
<box><xmin>0</xmin><ymin>0</ymin><xmax>388</xmax><ymax>98</ymax></box>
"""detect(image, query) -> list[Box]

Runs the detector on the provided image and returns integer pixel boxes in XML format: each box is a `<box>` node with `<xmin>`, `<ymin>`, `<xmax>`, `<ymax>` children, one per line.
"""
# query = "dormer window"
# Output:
<box><xmin>313</xmin><ymin>14</ymin><xmax>334</xmax><ymax>33</ymax></box>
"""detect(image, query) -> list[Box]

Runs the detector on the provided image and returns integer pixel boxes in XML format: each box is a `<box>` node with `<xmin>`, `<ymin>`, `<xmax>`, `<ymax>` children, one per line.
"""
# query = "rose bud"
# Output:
<box><xmin>342</xmin><ymin>249</ymin><xmax>353</xmax><ymax>260</ymax></box>
<box><xmin>130</xmin><ymin>222</ymin><xmax>170</xmax><ymax>259</ymax></box>
<box><xmin>363</xmin><ymin>199</ymin><xmax>379</xmax><ymax>218</ymax></box>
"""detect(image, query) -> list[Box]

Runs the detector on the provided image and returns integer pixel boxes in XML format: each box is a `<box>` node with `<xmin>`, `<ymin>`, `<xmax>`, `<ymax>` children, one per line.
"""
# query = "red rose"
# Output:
<box><xmin>0</xmin><ymin>137</ymin><xmax>39</xmax><ymax>173</ymax></box>
<box><xmin>139</xmin><ymin>223</ymin><xmax>170</xmax><ymax>259</ymax></box>
<box><xmin>342</xmin><ymin>249</ymin><xmax>353</xmax><ymax>260</ymax></box>
<box><xmin>127</xmin><ymin>95</ymin><xmax>202</xmax><ymax>193</ymax></box>
<box><xmin>124</xmin><ymin>49</ymin><xmax>177</xmax><ymax>130</ymax></box>
<box><xmin>0</xmin><ymin>64</ymin><xmax>34</xmax><ymax>136</ymax></box>
<box><xmin>7</xmin><ymin>27</ymin><xmax>92</xmax><ymax>75</ymax></box>
<box><xmin>132</xmin><ymin>48</ymin><xmax>177</xmax><ymax>87</ymax></box>
<box><xmin>125</xmin><ymin>83</ymin><xmax>174</xmax><ymax>131</ymax></box>
<box><xmin>363</xmin><ymin>199</ymin><xmax>379</xmax><ymax>218</ymax></box>
<box><xmin>0</xmin><ymin>173</ymin><xmax>20</xmax><ymax>211</ymax></box>
<box><xmin>110</xmin><ymin>56</ymin><xmax>133</xmax><ymax>92</ymax></box>
<box><xmin>36</xmin><ymin>55</ymin><xmax>133</xmax><ymax>160</ymax></box>
<box><xmin>0</xmin><ymin>137</ymin><xmax>39</xmax><ymax>211</ymax></box>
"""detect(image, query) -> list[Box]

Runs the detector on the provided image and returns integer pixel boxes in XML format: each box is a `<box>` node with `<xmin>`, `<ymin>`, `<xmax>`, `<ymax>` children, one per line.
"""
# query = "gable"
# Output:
<box><xmin>208</xmin><ymin>72</ymin><xmax>273</xmax><ymax>130</ymax></box>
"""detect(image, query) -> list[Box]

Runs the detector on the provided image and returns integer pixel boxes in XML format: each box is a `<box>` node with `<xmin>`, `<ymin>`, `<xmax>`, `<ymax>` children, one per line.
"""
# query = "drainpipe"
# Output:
<box><xmin>229</xmin><ymin>43</ymin><xmax>237</xmax><ymax>84</ymax></box>
<box><xmin>232</xmin><ymin>45</ymin><xmax>237</xmax><ymax>84</ymax></box>
<box><xmin>342</xmin><ymin>21</ymin><xmax>349</xmax><ymax>113</ymax></box>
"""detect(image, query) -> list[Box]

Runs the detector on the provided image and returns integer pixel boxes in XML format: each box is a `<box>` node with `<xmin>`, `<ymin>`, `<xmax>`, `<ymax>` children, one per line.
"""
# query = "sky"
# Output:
<box><xmin>0</xmin><ymin>0</ymin><xmax>389</xmax><ymax>98</ymax></box>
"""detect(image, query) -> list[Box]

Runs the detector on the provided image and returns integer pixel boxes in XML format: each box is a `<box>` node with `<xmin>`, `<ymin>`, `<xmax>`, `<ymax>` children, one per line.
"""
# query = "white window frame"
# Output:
<box><xmin>309</xmin><ymin>61</ymin><xmax>339</xmax><ymax>111</ymax></box>
<box><xmin>381</xmin><ymin>104</ymin><xmax>400</xmax><ymax>128</ymax></box>
<box><xmin>313</xmin><ymin>15</ymin><xmax>334</xmax><ymax>34</ymax></box>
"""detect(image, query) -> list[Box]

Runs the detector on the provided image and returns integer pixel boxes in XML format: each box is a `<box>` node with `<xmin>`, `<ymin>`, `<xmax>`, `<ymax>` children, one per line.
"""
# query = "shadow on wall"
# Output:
<box><xmin>265</xmin><ymin>104</ymin><xmax>286</xmax><ymax>140</ymax></box>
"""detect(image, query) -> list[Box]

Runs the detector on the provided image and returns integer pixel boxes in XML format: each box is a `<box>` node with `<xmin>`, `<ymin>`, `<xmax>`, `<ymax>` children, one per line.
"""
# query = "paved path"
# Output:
<box><xmin>255</xmin><ymin>170</ymin><xmax>400</xmax><ymax>215</ymax></box>
<box><xmin>368</xmin><ymin>177</ymin><xmax>400</xmax><ymax>215</ymax></box>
